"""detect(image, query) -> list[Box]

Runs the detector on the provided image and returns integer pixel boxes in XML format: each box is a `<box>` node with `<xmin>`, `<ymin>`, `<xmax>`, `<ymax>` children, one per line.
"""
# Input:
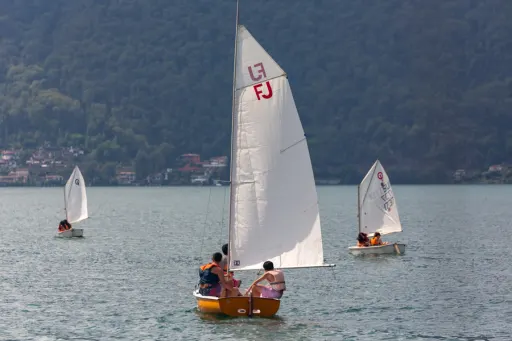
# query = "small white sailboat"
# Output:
<box><xmin>348</xmin><ymin>160</ymin><xmax>406</xmax><ymax>255</ymax></box>
<box><xmin>193</xmin><ymin>0</ymin><xmax>333</xmax><ymax>317</ymax></box>
<box><xmin>57</xmin><ymin>166</ymin><xmax>88</xmax><ymax>238</ymax></box>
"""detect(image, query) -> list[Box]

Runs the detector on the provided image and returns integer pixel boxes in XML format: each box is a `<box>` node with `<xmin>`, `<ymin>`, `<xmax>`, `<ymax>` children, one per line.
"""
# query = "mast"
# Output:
<box><xmin>357</xmin><ymin>184</ymin><xmax>361</xmax><ymax>233</ymax></box>
<box><xmin>227</xmin><ymin>0</ymin><xmax>240</xmax><ymax>273</ymax></box>
<box><xmin>64</xmin><ymin>167</ymin><xmax>72</xmax><ymax>221</ymax></box>
<box><xmin>63</xmin><ymin>186</ymin><xmax>68</xmax><ymax>220</ymax></box>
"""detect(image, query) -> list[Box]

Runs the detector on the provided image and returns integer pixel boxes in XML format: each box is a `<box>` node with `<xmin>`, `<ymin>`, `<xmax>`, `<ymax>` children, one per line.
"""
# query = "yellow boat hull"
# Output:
<box><xmin>193</xmin><ymin>290</ymin><xmax>280</xmax><ymax>317</ymax></box>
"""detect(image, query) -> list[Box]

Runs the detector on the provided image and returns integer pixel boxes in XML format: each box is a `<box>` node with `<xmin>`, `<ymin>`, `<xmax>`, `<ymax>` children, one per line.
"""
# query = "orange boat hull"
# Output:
<box><xmin>193</xmin><ymin>291</ymin><xmax>280</xmax><ymax>317</ymax></box>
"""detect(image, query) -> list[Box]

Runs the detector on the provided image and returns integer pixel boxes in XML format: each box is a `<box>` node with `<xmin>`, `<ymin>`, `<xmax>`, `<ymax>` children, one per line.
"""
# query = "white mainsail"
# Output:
<box><xmin>64</xmin><ymin>166</ymin><xmax>88</xmax><ymax>224</ymax></box>
<box><xmin>358</xmin><ymin>160</ymin><xmax>401</xmax><ymax>236</ymax></box>
<box><xmin>228</xmin><ymin>26</ymin><xmax>325</xmax><ymax>271</ymax></box>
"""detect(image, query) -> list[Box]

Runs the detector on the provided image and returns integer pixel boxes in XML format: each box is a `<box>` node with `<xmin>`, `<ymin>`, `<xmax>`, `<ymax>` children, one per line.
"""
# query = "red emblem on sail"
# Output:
<box><xmin>248</xmin><ymin>63</ymin><xmax>267</xmax><ymax>81</ymax></box>
<box><xmin>253</xmin><ymin>81</ymin><xmax>273</xmax><ymax>100</ymax></box>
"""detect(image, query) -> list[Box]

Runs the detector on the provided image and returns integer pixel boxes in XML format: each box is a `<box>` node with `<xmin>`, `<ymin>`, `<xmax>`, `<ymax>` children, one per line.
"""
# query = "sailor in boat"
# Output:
<box><xmin>370</xmin><ymin>232</ymin><xmax>388</xmax><ymax>246</ymax></box>
<box><xmin>198</xmin><ymin>252</ymin><xmax>237</xmax><ymax>297</ymax></box>
<box><xmin>220</xmin><ymin>243</ymin><xmax>241</xmax><ymax>290</ymax></box>
<box><xmin>245</xmin><ymin>261</ymin><xmax>286</xmax><ymax>299</ymax></box>
<box><xmin>58</xmin><ymin>220</ymin><xmax>71</xmax><ymax>232</ymax></box>
<box><xmin>64</xmin><ymin>220</ymin><xmax>72</xmax><ymax>230</ymax></box>
<box><xmin>356</xmin><ymin>232</ymin><xmax>370</xmax><ymax>247</ymax></box>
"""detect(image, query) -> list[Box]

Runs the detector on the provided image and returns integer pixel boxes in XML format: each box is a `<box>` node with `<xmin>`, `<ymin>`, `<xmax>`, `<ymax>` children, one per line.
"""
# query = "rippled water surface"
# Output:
<box><xmin>0</xmin><ymin>186</ymin><xmax>510</xmax><ymax>340</ymax></box>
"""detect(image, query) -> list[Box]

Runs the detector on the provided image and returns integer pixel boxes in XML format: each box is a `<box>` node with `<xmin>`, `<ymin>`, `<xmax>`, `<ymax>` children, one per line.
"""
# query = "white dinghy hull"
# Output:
<box><xmin>71</xmin><ymin>228</ymin><xmax>84</xmax><ymax>237</ymax></box>
<box><xmin>348</xmin><ymin>243</ymin><xmax>405</xmax><ymax>255</ymax></box>
<box><xmin>56</xmin><ymin>229</ymin><xmax>84</xmax><ymax>238</ymax></box>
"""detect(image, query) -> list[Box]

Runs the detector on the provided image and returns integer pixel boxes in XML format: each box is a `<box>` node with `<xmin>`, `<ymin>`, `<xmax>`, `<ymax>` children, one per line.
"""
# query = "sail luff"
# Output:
<box><xmin>356</xmin><ymin>161</ymin><xmax>377</xmax><ymax>233</ymax></box>
<box><xmin>227</xmin><ymin>0</ymin><xmax>240</xmax><ymax>274</ymax></box>
<box><xmin>64</xmin><ymin>166</ymin><xmax>77</xmax><ymax>219</ymax></box>
<box><xmin>360</xmin><ymin>160</ymin><xmax>378</xmax><ymax>210</ymax></box>
<box><xmin>357</xmin><ymin>184</ymin><xmax>361</xmax><ymax>233</ymax></box>
<box><xmin>63</xmin><ymin>186</ymin><xmax>68</xmax><ymax>221</ymax></box>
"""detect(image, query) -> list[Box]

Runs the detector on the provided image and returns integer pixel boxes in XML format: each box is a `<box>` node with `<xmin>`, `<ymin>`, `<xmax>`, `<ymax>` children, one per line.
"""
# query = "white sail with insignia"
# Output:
<box><xmin>228</xmin><ymin>26</ymin><xmax>327</xmax><ymax>271</ymax></box>
<box><xmin>358</xmin><ymin>160</ymin><xmax>402</xmax><ymax>236</ymax></box>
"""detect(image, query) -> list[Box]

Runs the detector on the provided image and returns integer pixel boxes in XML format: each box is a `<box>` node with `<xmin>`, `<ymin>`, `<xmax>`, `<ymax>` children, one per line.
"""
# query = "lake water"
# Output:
<box><xmin>0</xmin><ymin>186</ymin><xmax>510</xmax><ymax>340</ymax></box>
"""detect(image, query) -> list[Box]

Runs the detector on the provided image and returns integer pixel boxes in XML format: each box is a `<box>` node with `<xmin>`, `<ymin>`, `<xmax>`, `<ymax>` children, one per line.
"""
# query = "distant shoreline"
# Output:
<box><xmin>0</xmin><ymin>182</ymin><xmax>510</xmax><ymax>188</ymax></box>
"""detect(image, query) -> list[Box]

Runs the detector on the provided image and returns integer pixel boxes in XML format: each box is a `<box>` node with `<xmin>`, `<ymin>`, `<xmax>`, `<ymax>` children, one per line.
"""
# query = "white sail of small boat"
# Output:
<box><xmin>228</xmin><ymin>25</ymin><xmax>327</xmax><ymax>271</ymax></box>
<box><xmin>194</xmin><ymin>1</ymin><xmax>333</xmax><ymax>317</ymax></box>
<box><xmin>349</xmin><ymin>160</ymin><xmax>405</xmax><ymax>254</ymax></box>
<box><xmin>57</xmin><ymin>166</ymin><xmax>87</xmax><ymax>237</ymax></box>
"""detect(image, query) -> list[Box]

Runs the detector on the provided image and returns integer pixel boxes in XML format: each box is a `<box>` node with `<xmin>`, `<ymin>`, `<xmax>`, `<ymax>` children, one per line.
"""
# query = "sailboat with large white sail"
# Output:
<box><xmin>57</xmin><ymin>166</ymin><xmax>88</xmax><ymax>238</ymax></box>
<box><xmin>348</xmin><ymin>160</ymin><xmax>406</xmax><ymax>255</ymax></box>
<box><xmin>193</xmin><ymin>0</ymin><xmax>333</xmax><ymax>317</ymax></box>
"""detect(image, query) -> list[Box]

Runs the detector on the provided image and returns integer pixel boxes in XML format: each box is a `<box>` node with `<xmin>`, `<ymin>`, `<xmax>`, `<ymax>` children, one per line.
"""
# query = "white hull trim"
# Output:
<box><xmin>348</xmin><ymin>243</ymin><xmax>405</xmax><ymax>255</ymax></box>
<box><xmin>192</xmin><ymin>289</ymin><xmax>280</xmax><ymax>301</ymax></box>
<box><xmin>193</xmin><ymin>289</ymin><xmax>219</xmax><ymax>301</ymax></box>
<box><xmin>56</xmin><ymin>228</ymin><xmax>84</xmax><ymax>238</ymax></box>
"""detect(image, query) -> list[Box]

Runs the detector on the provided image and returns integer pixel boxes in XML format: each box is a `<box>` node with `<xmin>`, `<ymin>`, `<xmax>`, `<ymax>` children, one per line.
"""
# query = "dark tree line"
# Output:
<box><xmin>1</xmin><ymin>0</ymin><xmax>511</xmax><ymax>183</ymax></box>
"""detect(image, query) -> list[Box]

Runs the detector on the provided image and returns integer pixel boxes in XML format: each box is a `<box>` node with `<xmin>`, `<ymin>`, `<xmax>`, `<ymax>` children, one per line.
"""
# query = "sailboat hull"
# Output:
<box><xmin>348</xmin><ymin>243</ymin><xmax>405</xmax><ymax>255</ymax></box>
<box><xmin>56</xmin><ymin>228</ymin><xmax>84</xmax><ymax>238</ymax></box>
<box><xmin>193</xmin><ymin>290</ymin><xmax>280</xmax><ymax>317</ymax></box>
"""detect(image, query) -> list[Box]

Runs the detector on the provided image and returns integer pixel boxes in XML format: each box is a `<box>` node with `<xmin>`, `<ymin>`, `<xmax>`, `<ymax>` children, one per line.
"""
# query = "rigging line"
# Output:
<box><xmin>280</xmin><ymin>136</ymin><xmax>306</xmax><ymax>154</ymax></box>
<box><xmin>198</xmin><ymin>186</ymin><xmax>214</xmax><ymax>260</ymax></box>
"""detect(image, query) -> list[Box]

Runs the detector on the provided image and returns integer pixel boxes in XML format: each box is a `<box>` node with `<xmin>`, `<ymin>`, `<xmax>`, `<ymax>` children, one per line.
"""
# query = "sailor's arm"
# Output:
<box><xmin>212</xmin><ymin>267</ymin><xmax>233</xmax><ymax>290</ymax></box>
<box><xmin>247</xmin><ymin>273</ymin><xmax>270</xmax><ymax>291</ymax></box>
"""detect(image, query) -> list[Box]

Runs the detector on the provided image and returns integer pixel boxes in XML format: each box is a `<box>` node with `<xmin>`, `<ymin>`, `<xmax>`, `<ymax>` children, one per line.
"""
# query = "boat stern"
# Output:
<box><xmin>193</xmin><ymin>290</ymin><xmax>222</xmax><ymax>314</ymax></box>
<box><xmin>193</xmin><ymin>290</ymin><xmax>281</xmax><ymax>317</ymax></box>
<box><xmin>218</xmin><ymin>296</ymin><xmax>280</xmax><ymax>317</ymax></box>
<box><xmin>56</xmin><ymin>230</ymin><xmax>73</xmax><ymax>238</ymax></box>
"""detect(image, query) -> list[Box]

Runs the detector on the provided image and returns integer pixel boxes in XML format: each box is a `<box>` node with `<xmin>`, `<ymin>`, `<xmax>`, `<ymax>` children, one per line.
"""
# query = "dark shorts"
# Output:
<box><xmin>199</xmin><ymin>283</ymin><xmax>221</xmax><ymax>297</ymax></box>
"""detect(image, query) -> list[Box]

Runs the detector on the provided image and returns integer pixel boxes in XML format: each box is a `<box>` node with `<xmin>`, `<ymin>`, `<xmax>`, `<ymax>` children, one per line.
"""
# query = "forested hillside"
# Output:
<box><xmin>1</xmin><ymin>0</ymin><xmax>511</xmax><ymax>183</ymax></box>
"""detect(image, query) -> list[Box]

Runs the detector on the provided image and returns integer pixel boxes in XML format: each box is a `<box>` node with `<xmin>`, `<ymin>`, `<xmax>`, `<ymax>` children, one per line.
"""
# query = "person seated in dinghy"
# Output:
<box><xmin>246</xmin><ymin>261</ymin><xmax>286</xmax><ymax>299</ymax></box>
<box><xmin>370</xmin><ymin>232</ymin><xmax>388</xmax><ymax>246</ymax></box>
<box><xmin>220</xmin><ymin>243</ymin><xmax>242</xmax><ymax>289</ymax></box>
<box><xmin>58</xmin><ymin>221</ymin><xmax>66</xmax><ymax>232</ymax></box>
<box><xmin>198</xmin><ymin>252</ymin><xmax>238</xmax><ymax>297</ymax></box>
<box><xmin>356</xmin><ymin>232</ymin><xmax>370</xmax><ymax>247</ymax></box>
<box><xmin>63</xmin><ymin>220</ymin><xmax>72</xmax><ymax>230</ymax></box>
<box><xmin>57</xmin><ymin>220</ymin><xmax>71</xmax><ymax>232</ymax></box>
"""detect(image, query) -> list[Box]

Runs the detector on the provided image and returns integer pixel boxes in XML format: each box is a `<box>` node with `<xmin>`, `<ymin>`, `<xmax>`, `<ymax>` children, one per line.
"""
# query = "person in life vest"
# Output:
<box><xmin>219</xmin><ymin>243</ymin><xmax>241</xmax><ymax>289</ymax></box>
<box><xmin>58</xmin><ymin>220</ymin><xmax>72</xmax><ymax>232</ymax></box>
<box><xmin>58</xmin><ymin>221</ymin><xmax>66</xmax><ymax>232</ymax></box>
<box><xmin>198</xmin><ymin>252</ymin><xmax>234</xmax><ymax>297</ymax></box>
<box><xmin>63</xmin><ymin>219</ymin><xmax>72</xmax><ymax>230</ymax></box>
<box><xmin>246</xmin><ymin>260</ymin><xmax>286</xmax><ymax>299</ymax></box>
<box><xmin>370</xmin><ymin>232</ymin><xmax>388</xmax><ymax>246</ymax></box>
<box><xmin>356</xmin><ymin>232</ymin><xmax>369</xmax><ymax>247</ymax></box>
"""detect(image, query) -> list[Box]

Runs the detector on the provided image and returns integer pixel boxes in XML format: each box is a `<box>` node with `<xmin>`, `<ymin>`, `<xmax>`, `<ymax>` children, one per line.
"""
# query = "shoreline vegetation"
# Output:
<box><xmin>1</xmin><ymin>144</ymin><xmax>509</xmax><ymax>187</ymax></box>
<box><xmin>1</xmin><ymin>1</ymin><xmax>511</xmax><ymax>185</ymax></box>
<box><xmin>0</xmin><ymin>178</ymin><xmax>509</xmax><ymax>188</ymax></box>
